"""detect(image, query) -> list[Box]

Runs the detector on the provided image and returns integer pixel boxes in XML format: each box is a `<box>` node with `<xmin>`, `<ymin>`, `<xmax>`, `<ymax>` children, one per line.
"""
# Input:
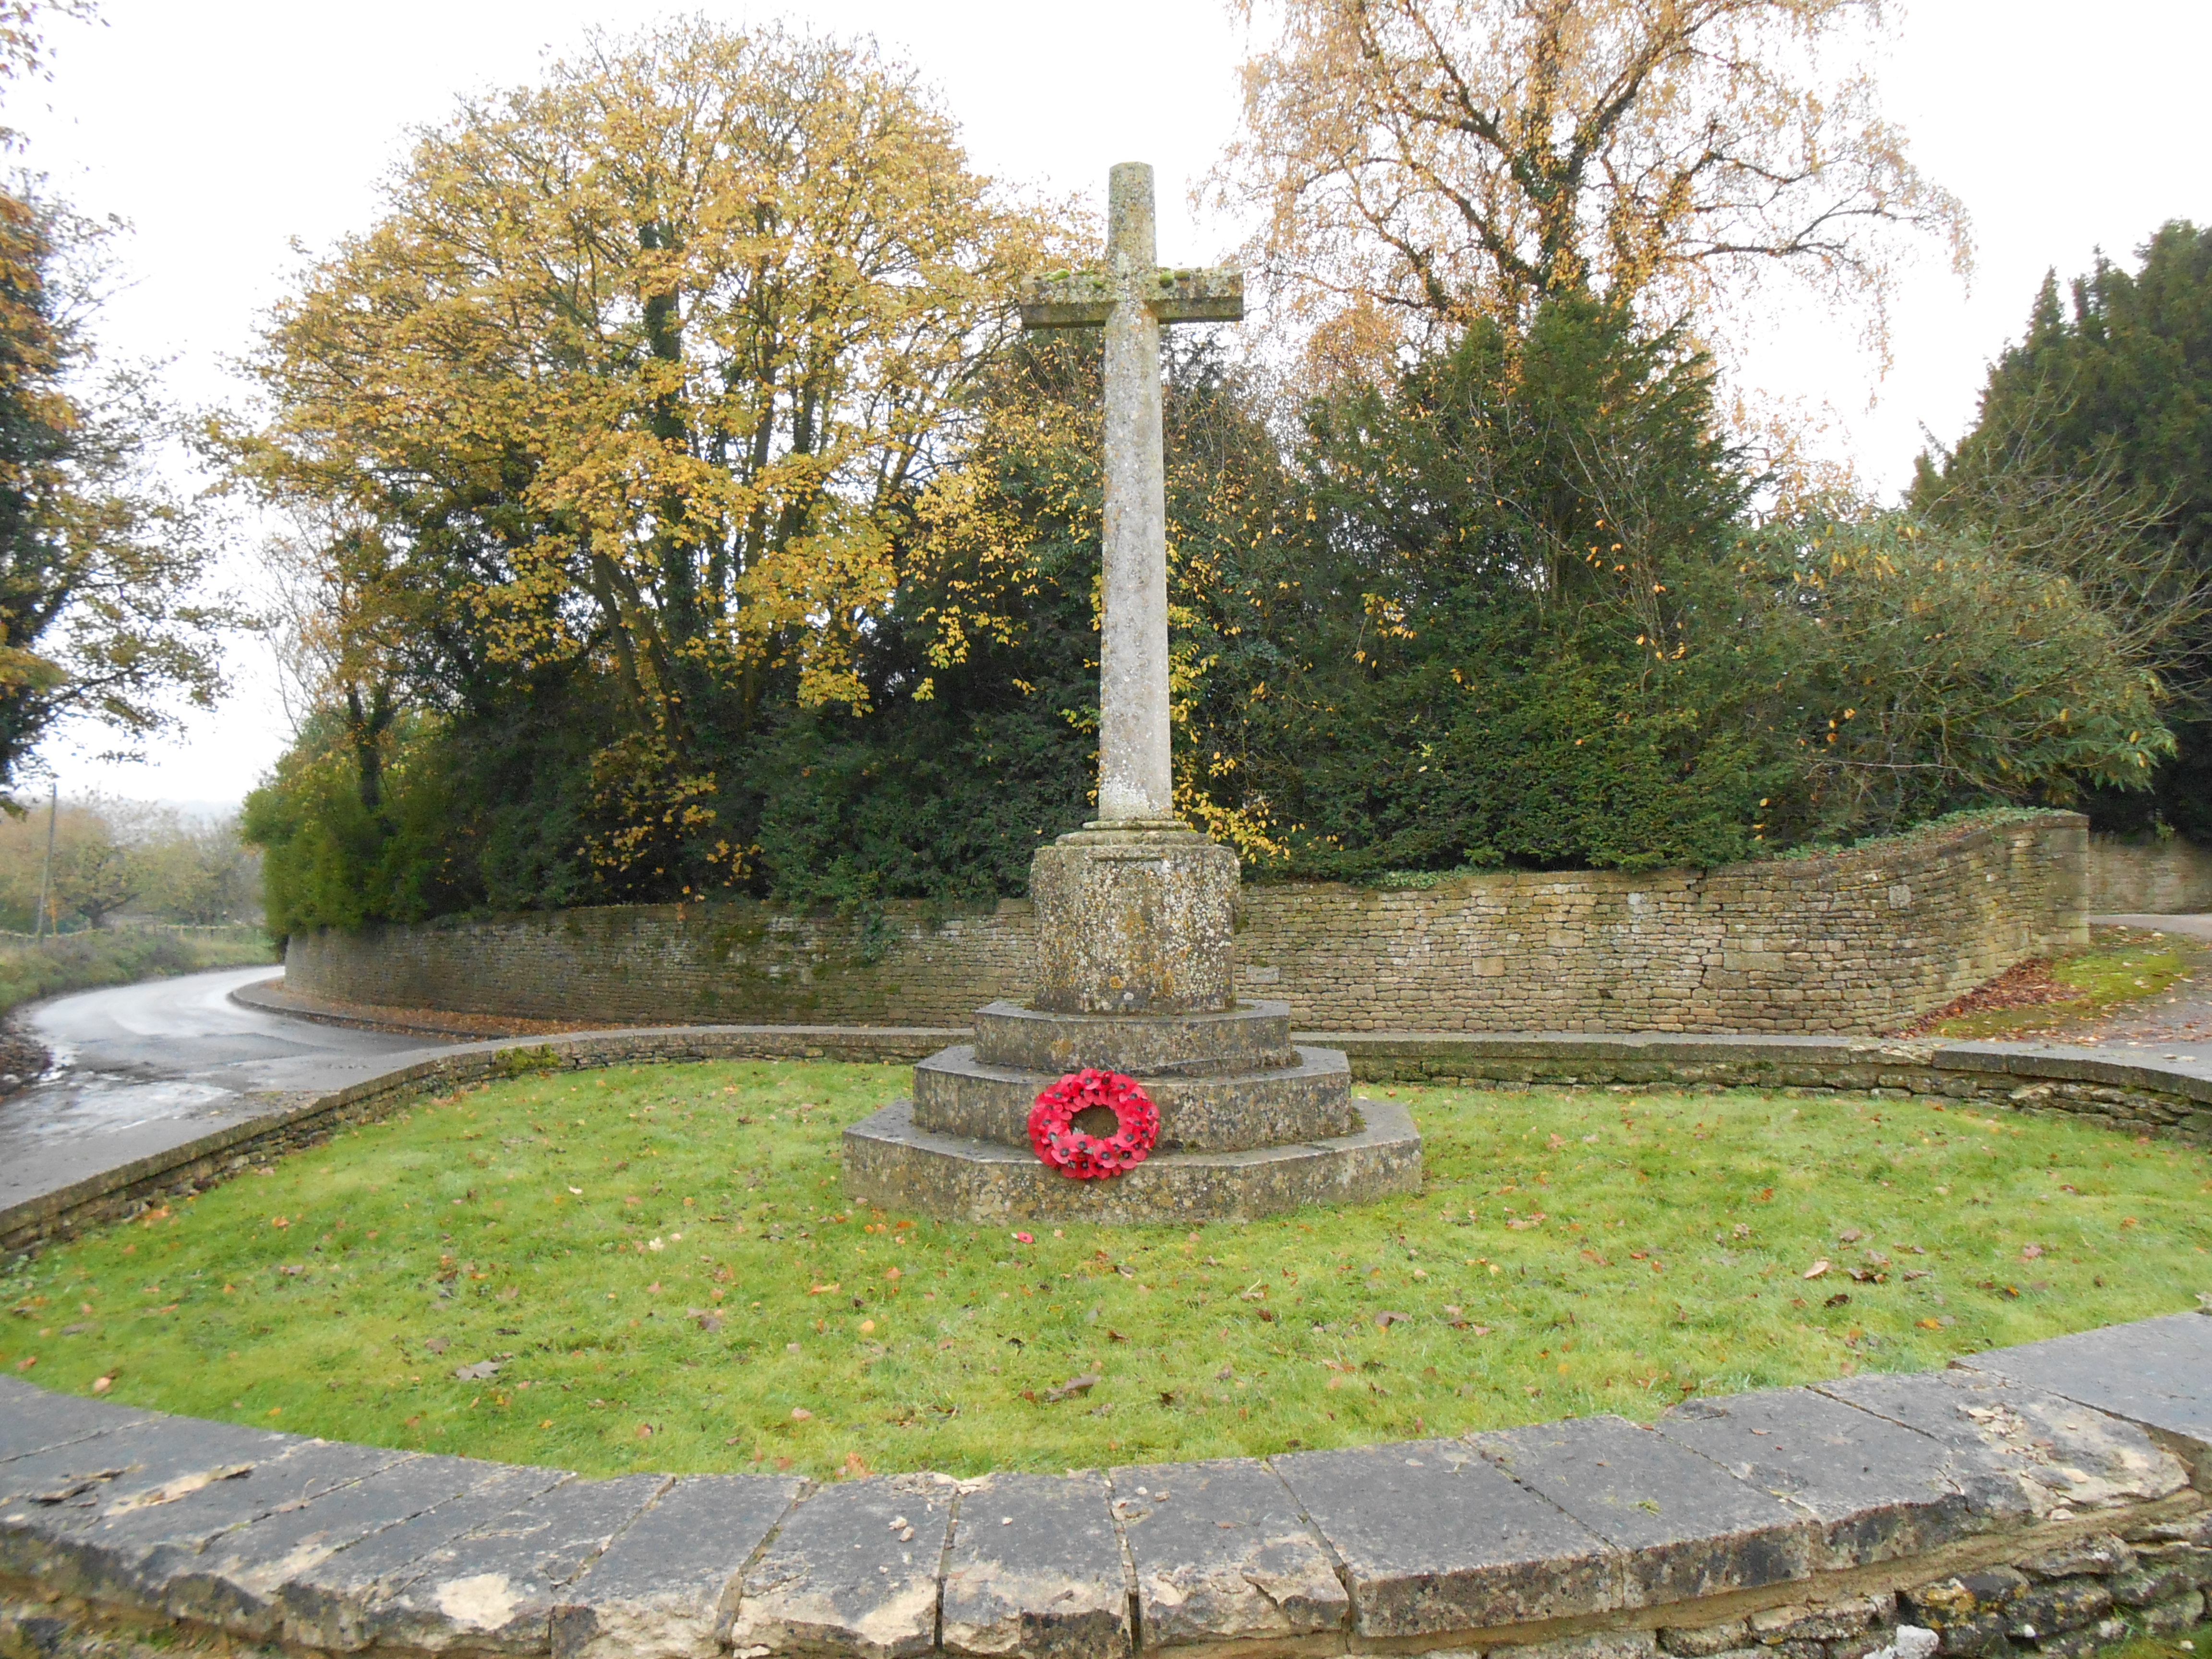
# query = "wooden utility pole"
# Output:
<box><xmin>35</xmin><ymin>781</ymin><xmax>56</xmax><ymax>939</ymax></box>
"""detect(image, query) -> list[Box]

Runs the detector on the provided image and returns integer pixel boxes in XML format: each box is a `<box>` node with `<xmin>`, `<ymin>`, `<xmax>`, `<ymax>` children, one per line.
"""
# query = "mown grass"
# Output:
<box><xmin>0</xmin><ymin>927</ymin><xmax>276</xmax><ymax>1017</ymax></box>
<box><xmin>4</xmin><ymin>1061</ymin><xmax>2207</xmax><ymax>1481</ymax></box>
<box><xmin>1930</xmin><ymin>929</ymin><xmax>2199</xmax><ymax>1040</ymax></box>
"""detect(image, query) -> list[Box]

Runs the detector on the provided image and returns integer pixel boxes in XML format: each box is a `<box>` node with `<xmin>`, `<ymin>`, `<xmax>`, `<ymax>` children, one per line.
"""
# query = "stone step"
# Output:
<box><xmin>913</xmin><ymin>1043</ymin><xmax>1356</xmax><ymax>1153</ymax></box>
<box><xmin>842</xmin><ymin>1095</ymin><xmax>1422</xmax><ymax>1224</ymax></box>
<box><xmin>971</xmin><ymin>997</ymin><xmax>1296</xmax><ymax>1075</ymax></box>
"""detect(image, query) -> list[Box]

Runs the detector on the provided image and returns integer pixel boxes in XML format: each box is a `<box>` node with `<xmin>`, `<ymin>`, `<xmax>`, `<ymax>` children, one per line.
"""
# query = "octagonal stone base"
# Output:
<box><xmin>842</xmin><ymin>1096</ymin><xmax>1423</xmax><ymax>1224</ymax></box>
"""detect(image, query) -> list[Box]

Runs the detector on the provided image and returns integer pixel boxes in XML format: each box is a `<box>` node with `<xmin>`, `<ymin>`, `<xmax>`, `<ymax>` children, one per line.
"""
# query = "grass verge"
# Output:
<box><xmin>3</xmin><ymin>1061</ymin><xmax>2207</xmax><ymax>1481</ymax></box>
<box><xmin>1913</xmin><ymin>927</ymin><xmax>2200</xmax><ymax>1040</ymax></box>
<box><xmin>0</xmin><ymin>928</ymin><xmax>276</xmax><ymax>1019</ymax></box>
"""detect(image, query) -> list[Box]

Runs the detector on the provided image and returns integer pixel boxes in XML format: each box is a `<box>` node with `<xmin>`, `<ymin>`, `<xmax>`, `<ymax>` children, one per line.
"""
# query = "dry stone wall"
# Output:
<box><xmin>2085</xmin><ymin>834</ymin><xmax>2212</xmax><ymax>915</ymax></box>
<box><xmin>285</xmin><ymin>812</ymin><xmax>2090</xmax><ymax>1036</ymax></box>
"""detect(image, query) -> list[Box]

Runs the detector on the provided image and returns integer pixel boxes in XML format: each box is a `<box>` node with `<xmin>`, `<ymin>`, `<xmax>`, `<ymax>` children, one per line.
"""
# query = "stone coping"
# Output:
<box><xmin>7</xmin><ymin>1023</ymin><xmax>2211</xmax><ymax>1257</ymax></box>
<box><xmin>0</xmin><ymin>1314</ymin><xmax>2205</xmax><ymax>1659</ymax></box>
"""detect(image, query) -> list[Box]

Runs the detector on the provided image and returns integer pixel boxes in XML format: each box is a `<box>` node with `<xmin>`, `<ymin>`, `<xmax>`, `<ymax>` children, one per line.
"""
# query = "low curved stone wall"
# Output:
<box><xmin>285</xmin><ymin>812</ymin><xmax>2091</xmax><ymax>1036</ymax></box>
<box><xmin>0</xmin><ymin>1317</ymin><xmax>2205</xmax><ymax>1659</ymax></box>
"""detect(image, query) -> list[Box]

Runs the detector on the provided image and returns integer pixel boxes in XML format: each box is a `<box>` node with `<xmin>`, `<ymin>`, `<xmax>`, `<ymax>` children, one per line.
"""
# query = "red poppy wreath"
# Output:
<box><xmin>1027</xmin><ymin>1069</ymin><xmax>1159</xmax><ymax>1179</ymax></box>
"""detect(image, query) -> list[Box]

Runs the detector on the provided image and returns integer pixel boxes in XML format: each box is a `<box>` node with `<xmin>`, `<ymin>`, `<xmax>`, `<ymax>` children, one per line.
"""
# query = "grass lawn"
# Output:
<box><xmin>4</xmin><ymin>1061</ymin><xmax>2208</xmax><ymax>1482</ymax></box>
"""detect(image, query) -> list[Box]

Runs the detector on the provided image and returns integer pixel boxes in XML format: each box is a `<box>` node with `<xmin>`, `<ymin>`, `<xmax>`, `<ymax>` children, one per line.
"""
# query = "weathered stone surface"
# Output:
<box><xmin>1817</xmin><ymin>1369</ymin><xmax>2189</xmax><ymax>1517</ymax></box>
<box><xmin>1109</xmin><ymin>1456</ymin><xmax>1346</xmax><ymax>1649</ymax></box>
<box><xmin>347</xmin><ymin>1472</ymin><xmax>667</xmax><ymax>1653</ymax></box>
<box><xmin>2110</xmin><ymin>1550</ymin><xmax>2212</xmax><ymax>1608</ymax></box>
<box><xmin>0</xmin><ymin>1380</ymin><xmax>152</xmax><ymax>1465</ymax></box>
<box><xmin>1274</xmin><ymin>1438</ymin><xmax>1613</xmax><ymax>1638</ymax></box>
<box><xmin>2137</xmin><ymin>1589</ymin><xmax>2206</xmax><ymax>1633</ymax></box>
<box><xmin>0</xmin><ymin>1416</ymin><xmax>298</xmax><ymax>1584</ymax></box>
<box><xmin>52</xmin><ymin>1437</ymin><xmax>408</xmax><ymax>1611</ymax></box>
<box><xmin>1487</xmin><ymin>1628</ymin><xmax>1658</xmax><ymax>1659</ymax></box>
<box><xmin>2035</xmin><ymin>1616</ymin><xmax>2128</xmax><ymax>1659</ymax></box>
<box><xmin>911</xmin><ymin>1043</ymin><xmax>1356</xmax><ymax>1153</ymax></box>
<box><xmin>1905</xmin><ymin>1567</ymin><xmax>2030</xmax><ymax>1628</ymax></box>
<box><xmin>842</xmin><ymin>1095</ymin><xmax>1421</xmax><ymax>1224</ymax></box>
<box><xmin>277</xmin><ymin>1464</ymin><xmax>569</xmax><ymax>1650</ymax></box>
<box><xmin>2002</xmin><ymin>1579</ymin><xmax>2113</xmax><ymax>1640</ymax></box>
<box><xmin>2015</xmin><ymin>1535</ymin><xmax>2136</xmax><ymax>1580</ymax></box>
<box><xmin>940</xmin><ymin>1471</ymin><xmax>1129</xmax><ymax>1659</ymax></box>
<box><xmin>1472</xmin><ymin>1415</ymin><xmax>1810</xmax><ymax>1608</ymax></box>
<box><xmin>164</xmin><ymin>1451</ymin><xmax>505</xmax><ymax>1635</ymax></box>
<box><xmin>1658</xmin><ymin>1618</ymin><xmax>1750</xmax><ymax>1656</ymax></box>
<box><xmin>1657</xmin><ymin>1386</ymin><xmax>1979</xmax><ymax>1567</ymax></box>
<box><xmin>970</xmin><ymin>1000</ymin><xmax>1294</xmax><ymax>1077</ymax></box>
<box><xmin>552</xmin><ymin>1473</ymin><xmax>801</xmax><ymax>1659</ymax></box>
<box><xmin>1030</xmin><ymin>833</ymin><xmax>1237</xmax><ymax>1017</ymax></box>
<box><xmin>730</xmin><ymin>1473</ymin><xmax>954</xmax><ymax>1659</ymax></box>
<box><xmin>1749</xmin><ymin>1594</ymin><xmax>1895</xmax><ymax>1644</ymax></box>
<box><xmin>1960</xmin><ymin>1310</ymin><xmax>2212</xmax><ymax>1477</ymax></box>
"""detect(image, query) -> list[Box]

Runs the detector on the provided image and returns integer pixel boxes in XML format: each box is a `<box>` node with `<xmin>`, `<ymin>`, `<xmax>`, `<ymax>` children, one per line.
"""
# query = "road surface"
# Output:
<box><xmin>0</xmin><ymin>965</ymin><xmax>453</xmax><ymax>1215</ymax></box>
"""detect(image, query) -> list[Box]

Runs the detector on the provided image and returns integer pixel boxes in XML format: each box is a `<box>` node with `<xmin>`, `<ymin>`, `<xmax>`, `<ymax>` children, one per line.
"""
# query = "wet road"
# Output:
<box><xmin>0</xmin><ymin>966</ymin><xmax>453</xmax><ymax>1214</ymax></box>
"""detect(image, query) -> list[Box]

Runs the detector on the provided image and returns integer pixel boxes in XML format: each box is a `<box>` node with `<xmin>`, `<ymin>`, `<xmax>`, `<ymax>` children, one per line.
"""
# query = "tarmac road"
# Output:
<box><xmin>0</xmin><ymin>965</ymin><xmax>453</xmax><ymax>1215</ymax></box>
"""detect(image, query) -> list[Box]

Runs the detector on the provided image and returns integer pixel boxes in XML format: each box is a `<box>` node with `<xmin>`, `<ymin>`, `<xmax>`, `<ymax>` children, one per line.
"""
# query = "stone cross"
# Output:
<box><xmin>1020</xmin><ymin>162</ymin><xmax>1243</xmax><ymax>825</ymax></box>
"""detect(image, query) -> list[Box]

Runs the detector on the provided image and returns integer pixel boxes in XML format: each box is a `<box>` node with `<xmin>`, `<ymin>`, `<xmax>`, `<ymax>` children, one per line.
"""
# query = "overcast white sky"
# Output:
<box><xmin>16</xmin><ymin>0</ymin><xmax>2212</xmax><ymax>808</ymax></box>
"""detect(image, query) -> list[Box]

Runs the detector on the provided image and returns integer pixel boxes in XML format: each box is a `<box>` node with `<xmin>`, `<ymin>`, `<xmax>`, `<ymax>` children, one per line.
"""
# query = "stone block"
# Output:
<box><xmin>1108</xmin><ymin>1456</ymin><xmax>1346</xmax><ymax>1649</ymax></box>
<box><xmin>1472</xmin><ymin>1416</ymin><xmax>1812</xmax><ymax>1607</ymax></box>
<box><xmin>911</xmin><ymin>1044</ymin><xmax>1355</xmax><ymax>1152</ymax></box>
<box><xmin>1959</xmin><ymin>1312</ymin><xmax>2212</xmax><ymax>1479</ymax></box>
<box><xmin>57</xmin><ymin>1436</ymin><xmax>411</xmax><ymax>1615</ymax></box>
<box><xmin>1273</xmin><ymin>1439</ymin><xmax>1614</xmax><ymax>1638</ymax></box>
<box><xmin>1905</xmin><ymin>1568</ymin><xmax>2030</xmax><ymax>1629</ymax></box>
<box><xmin>1657</xmin><ymin>1388</ymin><xmax>1976</xmax><ymax>1568</ymax></box>
<box><xmin>1659</xmin><ymin>1619</ymin><xmax>1750</xmax><ymax>1656</ymax></box>
<box><xmin>1748</xmin><ymin>1595</ymin><xmax>1894</xmax><ymax>1644</ymax></box>
<box><xmin>2111</xmin><ymin>1554</ymin><xmax>2212</xmax><ymax>1609</ymax></box>
<box><xmin>552</xmin><ymin>1474</ymin><xmax>801</xmax><ymax>1659</ymax></box>
<box><xmin>2136</xmin><ymin>1590</ymin><xmax>2206</xmax><ymax>1634</ymax></box>
<box><xmin>1030</xmin><ymin>832</ymin><xmax>1236</xmax><ymax>1015</ymax></box>
<box><xmin>2032</xmin><ymin>1617</ymin><xmax>2128</xmax><ymax>1659</ymax></box>
<box><xmin>2004</xmin><ymin>1581</ymin><xmax>2114</xmax><ymax>1642</ymax></box>
<box><xmin>0</xmin><ymin>1382</ymin><xmax>152</xmax><ymax>1466</ymax></box>
<box><xmin>2015</xmin><ymin>1536</ymin><xmax>2135</xmax><ymax>1581</ymax></box>
<box><xmin>842</xmin><ymin>1096</ymin><xmax>1421</xmax><ymax>1224</ymax></box>
<box><xmin>277</xmin><ymin>1464</ymin><xmax>570</xmax><ymax>1650</ymax></box>
<box><xmin>0</xmin><ymin>1416</ymin><xmax>300</xmax><ymax>1585</ymax></box>
<box><xmin>969</xmin><ymin>999</ymin><xmax>1294</xmax><ymax>1076</ymax></box>
<box><xmin>165</xmin><ymin>1451</ymin><xmax>515</xmax><ymax>1636</ymax></box>
<box><xmin>1817</xmin><ymin>1370</ymin><xmax>2187</xmax><ymax>1518</ymax></box>
<box><xmin>940</xmin><ymin>1471</ymin><xmax>1129</xmax><ymax>1659</ymax></box>
<box><xmin>347</xmin><ymin>1472</ymin><xmax>668</xmax><ymax>1653</ymax></box>
<box><xmin>730</xmin><ymin>1473</ymin><xmax>954</xmax><ymax>1659</ymax></box>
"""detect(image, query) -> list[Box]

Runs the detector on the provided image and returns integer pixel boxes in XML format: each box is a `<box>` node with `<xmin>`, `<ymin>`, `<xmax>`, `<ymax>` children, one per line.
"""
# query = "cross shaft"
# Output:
<box><xmin>1018</xmin><ymin>163</ymin><xmax>1243</xmax><ymax>824</ymax></box>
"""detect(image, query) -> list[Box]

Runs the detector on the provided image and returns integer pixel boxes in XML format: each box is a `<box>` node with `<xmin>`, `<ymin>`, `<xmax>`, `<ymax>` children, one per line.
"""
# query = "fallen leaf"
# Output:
<box><xmin>1375</xmin><ymin>1310</ymin><xmax>1410</xmax><ymax>1328</ymax></box>
<box><xmin>1838</xmin><ymin>1228</ymin><xmax>1862</xmax><ymax>1244</ymax></box>
<box><xmin>790</xmin><ymin>1407</ymin><xmax>812</xmax><ymax>1421</ymax></box>
<box><xmin>1803</xmin><ymin>1260</ymin><xmax>1831</xmax><ymax>1279</ymax></box>
<box><xmin>807</xmin><ymin>1283</ymin><xmax>840</xmax><ymax>1295</ymax></box>
<box><xmin>91</xmin><ymin>1375</ymin><xmax>113</xmax><ymax>1394</ymax></box>
<box><xmin>424</xmin><ymin>1336</ymin><xmax>449</xmax><ymax>1355</ymax></box>
<box><xmin>1044</xmin><ymin>1372</ymin><xmax>1101</xmax><ymax>1404</ymax></box>
<box><xmin>1824</xmin><ymin>1293</ymin><xmax>1851</xmax><ymax>1308</ymax></box>
<box><xmin>2020</xmin><ymin>1243</ymin><xmax>2044</xmax><ymax>1260</ymax></box>
<box><xmin>1918</xmin><ymin>1317</ymin><xmax>1944</xmax><ymax>1330</ymax></box>
<box><xmin>453</xmin><ymin>1360</ymin><xmax>502</xmax><ymax>1381</ymax></box>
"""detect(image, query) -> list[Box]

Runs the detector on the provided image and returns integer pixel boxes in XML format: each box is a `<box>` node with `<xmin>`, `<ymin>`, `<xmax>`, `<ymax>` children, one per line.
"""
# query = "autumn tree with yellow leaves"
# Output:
<box><xmin>236</xmin><ymin>19</ymin><xmax>1069</xmax><ymax>901</ymax></box>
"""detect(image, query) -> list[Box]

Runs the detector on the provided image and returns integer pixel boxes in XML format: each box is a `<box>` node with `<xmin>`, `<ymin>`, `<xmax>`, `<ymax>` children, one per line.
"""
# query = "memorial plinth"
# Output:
<box><xmin>843</xmin><ymin>828</ymin><xmax>1422</xmax><ymax>1224</ymax></box>
<box><xmin>842</xmin><ymin>161</ymin><xmax>1420</xmax><ymax>1222</ymax></box>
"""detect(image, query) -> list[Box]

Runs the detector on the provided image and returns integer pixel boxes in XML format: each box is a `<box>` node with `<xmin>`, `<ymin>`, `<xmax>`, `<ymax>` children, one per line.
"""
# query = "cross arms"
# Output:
<box><xmin>1018</xmin><ymin>267</ymin><xmax>1245</xmax><ymax>329</ymax></box>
